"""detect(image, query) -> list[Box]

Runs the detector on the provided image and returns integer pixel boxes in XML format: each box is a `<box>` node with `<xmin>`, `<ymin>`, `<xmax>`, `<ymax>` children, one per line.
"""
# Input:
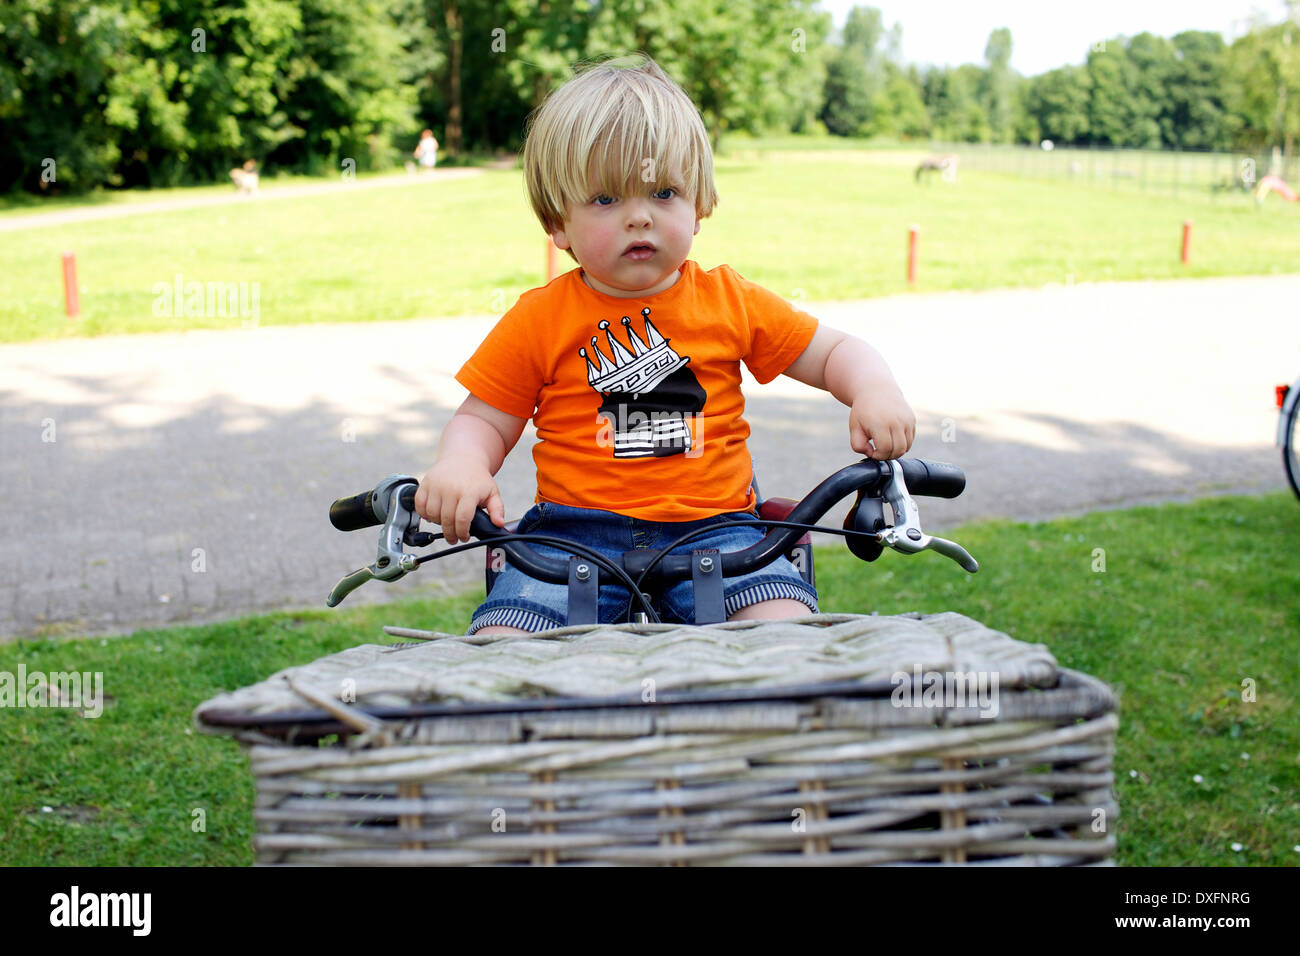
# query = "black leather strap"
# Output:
<box><xmin>567</xmin><ymin>556</ymin><xmax>598</xmax><ymax>625</ymax></box>
<box><xmin>690</xmin><ymin>548</ymin><xmax>725</xmax><ymax>624</ymax></box>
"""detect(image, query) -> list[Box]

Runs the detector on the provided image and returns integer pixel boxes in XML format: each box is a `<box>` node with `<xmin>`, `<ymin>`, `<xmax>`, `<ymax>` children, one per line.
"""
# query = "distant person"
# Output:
<box><xmin>229</xmin><ymin>159</ymin><xmax>259</xmax><ymax>195</ymax></box>
<box><xmin>414</xmin><ymin>129</ymin><xmax>439</xmax><ymax>171</ymax></box>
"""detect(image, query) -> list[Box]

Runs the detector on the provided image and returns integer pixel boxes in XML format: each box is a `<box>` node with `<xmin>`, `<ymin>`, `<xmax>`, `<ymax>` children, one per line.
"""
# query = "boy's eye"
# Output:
<box><xmin>593</xmin><ymin>194</ymin><xmax>615</xmax><ymax>206</ymax></box>
<box><xmin>653</xmin><ymin>187</ymin><xmax>676</xmax><ymax>200</ymax></box>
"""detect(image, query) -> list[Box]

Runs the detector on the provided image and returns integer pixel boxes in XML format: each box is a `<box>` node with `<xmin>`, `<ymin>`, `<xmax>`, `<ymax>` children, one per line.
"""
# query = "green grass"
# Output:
<box><xmin>3</xmin><ymin>149</ymin><xmax>1298</xmax><ymax>343</ymax></box>
<box><xmin>2</xmin><ymin>492</ymin><xmax>1296</xmax><ymax>866</ymax></box>
<box><xmin>1</xmin><ymin>588</ymin><xmax>482</xmax><ymax>866</ymax></box>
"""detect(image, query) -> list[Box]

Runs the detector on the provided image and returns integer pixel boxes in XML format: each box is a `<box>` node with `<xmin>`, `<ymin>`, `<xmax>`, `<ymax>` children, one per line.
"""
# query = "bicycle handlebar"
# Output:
<box><xmin>327</xmin><ymin>458</ymin><xmax>972</xmax><ymax>595</ymax></box>
<box><xmin>329</xmin><ymin>457</ymin><xmax>963</xmax><ymax>535</ymax></box>
<box><xmin>328</xmin><ymin>487</ymin><xmax>389</xmax><ymax>533</ymax></box>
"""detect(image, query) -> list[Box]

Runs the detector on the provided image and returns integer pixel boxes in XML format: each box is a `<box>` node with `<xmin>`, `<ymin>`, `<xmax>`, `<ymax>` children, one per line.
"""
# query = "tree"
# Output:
<box><xmin>1010</xmin><ymin>72</ymin><xmax>1040</xmax><ymax>143</ymax></box>
<box><xmin>870</xmin><ymin>63</ymin><xmax>929</xmax><ymax>139</ymax></box>
<box><xmin>266</xmin><ymin>0</ymin><xmax>417</xmax><ymax>174</ymax></box>
<box><xmin>0</xmin><ymin>0</ymin><xmax>421</xmax><ymax>193</ymax></box>
<box><xmin>422</xmin><ymin>0</ymin><xmax>557</xmax><ymax>155</ymax></box>
<box><xmin>0</xmin><ymin>1</ymin><xmax>137</xmax><ymax>192</ymax></box>
<box><xmin>771</xmin><ymin>5</ymin><xmax>833</xmax><ymax>134</ymax></box>
<box><xmin>924</xmin><ymin>64</ymin><xmax>988</xmax><ymax>142</ymax></box>
<box><xmin>588</xmin><ymin>0</ymin><xmax>829</xmax><ymax>148</ymax></box>
<box><xmin>1022</xmin><ymin>64</ymin><xmax>1090</xmax><ymax>144</ymax></box>
<box><xmin>1223</xmin><ymin>12</ymin><xmax>1300</xmax><ymax>168</ymax></box>
<box><xmin>983</xmin><ymin>27</ymin><xmax>1014</xmax><ymax>143</ymax></box>
<box><xmin>823</xmin><ymin>47</ymin><xmax>874</xmax><ymax>136</ymax></box>
<box><xmin>1086</xmin><ymin>41</ymin><xmax>1131</xmax><ymax>145</ymax></box>
<box><xmin>496</xmin><ymin>0</ymin><xmax>590</xmax><ymax>117</ymax></box>
<box><xmin>1168</xmin><ymin>30</ymin><xmax>1231</xmax><ymax>149</ymax></box>
<box><xmin>821</xmin><ymin>5</ymin><xmax>887</xmax><ymax>137</ymax></box>
<box><xmin>1124</xmin><ymin>32</ymin><xmax>1177</xmax><ymax>147</ymax></box>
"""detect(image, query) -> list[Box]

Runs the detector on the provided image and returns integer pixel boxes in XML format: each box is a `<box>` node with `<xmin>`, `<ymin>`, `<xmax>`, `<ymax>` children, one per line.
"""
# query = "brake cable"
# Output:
<box><xmin>409</xmin><ymin>531</ymin><xmax>663</xmax><ymax>623</ymax></box>
<box><xmin>628</xmin><ymin>517</ymin><xmax>885</xmax><ymax>596</ymax></box>
<box><xmin>402</xmin><ymin>517</ymin><xmax>889</xmax><ymax>624</ymax></box>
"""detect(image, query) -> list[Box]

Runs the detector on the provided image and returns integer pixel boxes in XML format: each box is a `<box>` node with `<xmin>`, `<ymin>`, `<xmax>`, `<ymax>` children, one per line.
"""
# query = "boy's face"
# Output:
<box><xmin>551</xmin><ymin>174</ymin><xmax>700</xmax><ymax>299</ymax></box>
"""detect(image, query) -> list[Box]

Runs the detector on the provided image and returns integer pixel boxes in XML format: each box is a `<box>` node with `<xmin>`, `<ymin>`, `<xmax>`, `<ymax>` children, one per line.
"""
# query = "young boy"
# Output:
<box><xmin>414</xmin><ymin>56</ymin><xmax>915</xmax><ymax>636</ymax></box>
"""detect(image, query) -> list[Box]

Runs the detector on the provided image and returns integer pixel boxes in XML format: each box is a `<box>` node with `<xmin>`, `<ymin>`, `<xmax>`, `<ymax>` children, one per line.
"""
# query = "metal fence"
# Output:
<box><xmin>928</xmin><ymin>142</ymin><xmax>1289</xmax><ymax>200</ymax></box>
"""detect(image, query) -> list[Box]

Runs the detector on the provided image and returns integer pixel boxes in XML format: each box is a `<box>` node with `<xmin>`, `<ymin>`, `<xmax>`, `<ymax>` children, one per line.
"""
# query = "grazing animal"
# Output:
<box><xmin>229</xmin><ymin>160</ymin><xmax>259</xmax><ymax>195</ymax></box>
<box><xmin>914</xmin><ymin>154</ymin><xmax>958</xmax><ymax>184</ymax></box>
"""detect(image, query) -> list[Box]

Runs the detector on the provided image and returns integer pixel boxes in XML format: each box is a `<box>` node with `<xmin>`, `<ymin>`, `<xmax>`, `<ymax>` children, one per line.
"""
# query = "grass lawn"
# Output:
<box><xmin>3</xmin><ymin>148</ymin><xmax>1299</xmax><ymax>344</ymax></box>
<box><xmin>2</xmin><ymin>492</ymin><xmax>1296</xmax><ymax>866</ymax></box>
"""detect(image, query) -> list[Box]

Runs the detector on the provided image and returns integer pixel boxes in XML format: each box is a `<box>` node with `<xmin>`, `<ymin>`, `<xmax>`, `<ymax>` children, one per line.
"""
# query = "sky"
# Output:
<box><xmin>817</xmin><ymin>0</ymin><xmax>1295</xmax><ymax>75</ymax></box>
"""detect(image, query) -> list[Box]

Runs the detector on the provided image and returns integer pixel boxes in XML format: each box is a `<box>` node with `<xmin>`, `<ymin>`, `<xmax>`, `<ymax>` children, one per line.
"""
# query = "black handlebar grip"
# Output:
<box><xmin>470</xmin><ymin>510</ymin><xmax>503</xmax><ymax>539</ymax></box>
<box><xmin>900</xmin><ymin>459</ymin><xmax>966</xmax><ymax>499</ymax></box>
<box><xmin>329</xmin><ymin>490</ymin><xmax>382</xmax><ymax>532</ymax></box>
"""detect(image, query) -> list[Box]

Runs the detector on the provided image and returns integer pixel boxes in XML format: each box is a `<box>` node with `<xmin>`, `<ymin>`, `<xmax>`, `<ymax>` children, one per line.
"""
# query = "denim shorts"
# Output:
<box><xmin>468</xmin><ymin>501</ymin><xmax>819</xmax><ymax>633</ymax></box>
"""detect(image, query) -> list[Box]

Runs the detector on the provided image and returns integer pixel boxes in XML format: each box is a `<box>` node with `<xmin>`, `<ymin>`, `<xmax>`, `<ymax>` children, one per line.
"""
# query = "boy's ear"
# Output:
<box><xmin>551</xmin><ymin>226</ymin><xmax>571</xmax><ymax>251</ymax></box>
<box><xmin>694</xmin><ymin>219</ymin><xmax>701</xmax><ymax>236</ymax></box>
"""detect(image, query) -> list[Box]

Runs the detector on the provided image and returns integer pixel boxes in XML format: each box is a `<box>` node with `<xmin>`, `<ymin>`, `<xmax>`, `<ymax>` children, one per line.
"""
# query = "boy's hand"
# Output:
<box><xmin>414</xmin><ymin>462</ymin><xmax>507</xmax><ymax>545</ymax></box>
<box><xmin>783</xmin><ymin>326</ymin><xmax>915</xmax><ymax>460</ymax></box>
<box><xmin>849</xmin><ymin>387</ymin><xmax>916</xmax><ymax>460</ymax></box>
<box><xmin>415</xmin><ymin>397</ymin><xmax>527</xmax><ymax>545</ymax></box>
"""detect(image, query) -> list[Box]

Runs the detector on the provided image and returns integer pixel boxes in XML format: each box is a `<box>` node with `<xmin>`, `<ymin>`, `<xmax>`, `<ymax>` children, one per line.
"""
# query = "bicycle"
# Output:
<box><xmin>325</xmin><ymin>457</ymin><xmax>979</xmax><ymax>622</ymax></box>
<box><xmin>1278</xmin><ymin>377</ymin><xmax>1300</xmax><ymax>501</ymax></box>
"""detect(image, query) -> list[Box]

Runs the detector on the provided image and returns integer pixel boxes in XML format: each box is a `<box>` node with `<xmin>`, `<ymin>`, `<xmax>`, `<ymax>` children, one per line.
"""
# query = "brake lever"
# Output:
<box><xmin>878</xmin><ymin>459</ymin><xmax>979</xmax><ymax>573</ymax></box>
<box><xmin>327</xmin><ymin>476</ymin><xmax>422</xmax><ymax>607</ymax></box>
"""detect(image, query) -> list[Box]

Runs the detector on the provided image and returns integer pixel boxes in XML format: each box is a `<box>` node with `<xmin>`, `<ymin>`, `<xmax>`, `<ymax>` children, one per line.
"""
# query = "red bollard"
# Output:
<box><xmin>1181</xmin><ymin>220</ymin><xmax>1192</xmax><ymax>264</ymax></box>
<box><xmin>62</xmin><ymin>251</ymin><xmax>80</xmax><ymax>318</ymax></box>
<box><xmin>546</xmin><ymin>237</ymin><xmax>558</xmax><ymax>283</ymax></box>
<box><xmin>907</xmin><ymin>225</ymin><xmax>919</xmax><ymax>285</ymax></box>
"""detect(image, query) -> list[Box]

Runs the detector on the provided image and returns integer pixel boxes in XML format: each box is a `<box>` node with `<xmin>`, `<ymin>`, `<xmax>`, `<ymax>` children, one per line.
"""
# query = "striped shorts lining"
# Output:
<box><xmin>467</xmin><ymin>606</ymin><xmax>563</xmax><ymax>635</ymax></box>
<box><xmin>469</xmin><ymin>581</ymin><xmax>818</xmax><ymax>634</ymax></box>
<box><xmin>723</xmin><ymin>580</ymin><xmax>818</xmax><ymax>618</ymax></box>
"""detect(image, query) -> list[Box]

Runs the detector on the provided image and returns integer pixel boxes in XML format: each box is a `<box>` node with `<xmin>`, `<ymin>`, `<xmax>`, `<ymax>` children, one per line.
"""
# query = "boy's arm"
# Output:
<box><xmin>783</xmin><ymin>324</ymin><xmax>916</xmax><ymax>460</ymax></box>
<box><xmin>414</xmin><ymin>394</ymin><xmax>529</xmax><ymax>544</ymax></box>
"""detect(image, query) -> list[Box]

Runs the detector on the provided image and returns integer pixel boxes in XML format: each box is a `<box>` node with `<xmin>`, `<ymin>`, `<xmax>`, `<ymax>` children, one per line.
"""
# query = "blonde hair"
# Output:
<box><xmin>523</xmin><ymin>55</ymin><xmax>718</xmax><ymax>242</ymax></box>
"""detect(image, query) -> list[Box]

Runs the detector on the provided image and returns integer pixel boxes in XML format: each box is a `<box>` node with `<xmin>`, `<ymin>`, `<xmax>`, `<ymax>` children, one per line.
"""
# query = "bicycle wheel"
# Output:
<box><xmin>1284</xmin><ymin>392</ymin><xmax>1300</xmax><ymax>502</ymax></box>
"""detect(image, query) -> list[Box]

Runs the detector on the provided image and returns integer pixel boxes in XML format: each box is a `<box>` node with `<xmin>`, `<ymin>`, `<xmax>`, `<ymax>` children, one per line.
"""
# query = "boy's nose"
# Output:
<box><xmin>623</xmin><ymin>199</ymin><xmax>653</xmax><ymax>227</ymax></box>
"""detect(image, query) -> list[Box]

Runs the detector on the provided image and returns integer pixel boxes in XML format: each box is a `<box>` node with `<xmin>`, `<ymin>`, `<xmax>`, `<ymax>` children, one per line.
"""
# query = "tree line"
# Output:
<box><xmin>2</xmin><ymin>0</ymin><xmax>1297</xmax><ymax>195</ymax></box>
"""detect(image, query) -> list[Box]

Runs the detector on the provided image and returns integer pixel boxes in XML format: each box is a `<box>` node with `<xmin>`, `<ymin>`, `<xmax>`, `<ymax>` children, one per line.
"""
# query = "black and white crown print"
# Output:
<box><xmin>579</xmin><ymin>308</ymin><xmax>706</xmax><ymax>459</ymax></box>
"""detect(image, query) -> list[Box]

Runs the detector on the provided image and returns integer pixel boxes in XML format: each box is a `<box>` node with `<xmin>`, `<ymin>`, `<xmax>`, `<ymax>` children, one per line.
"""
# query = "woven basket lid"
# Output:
<box><xmin>194</xmin><ymin>613</ymin><xmax>1057</xmax><ymax>733</ymax></box>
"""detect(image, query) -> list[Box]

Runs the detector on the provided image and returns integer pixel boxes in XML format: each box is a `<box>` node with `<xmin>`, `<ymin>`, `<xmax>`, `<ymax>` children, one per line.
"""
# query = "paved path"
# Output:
<box><xmin>0</xmin><ymin>167</ymin><xmax>482</xmax><ymax>233</ymax></box>
<box><xmin>2</xmin><ymin>273</ymin><xmax>1296</xmax><ymax>641</ymax></box>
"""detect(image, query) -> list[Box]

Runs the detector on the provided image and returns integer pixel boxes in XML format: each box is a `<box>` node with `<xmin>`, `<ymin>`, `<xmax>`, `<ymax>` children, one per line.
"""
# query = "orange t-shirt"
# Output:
<box><xmin>456</xmin><ymin>260</ymin><xmax>819</xmax><ymax>521</ymax></box>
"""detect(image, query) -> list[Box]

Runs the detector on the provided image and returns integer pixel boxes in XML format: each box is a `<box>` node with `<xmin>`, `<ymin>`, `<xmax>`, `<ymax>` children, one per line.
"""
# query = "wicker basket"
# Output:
<box><xmin>195</xmin><ymin>613</ymin><xmax>1118</xmax><ymax>866</ymax></box>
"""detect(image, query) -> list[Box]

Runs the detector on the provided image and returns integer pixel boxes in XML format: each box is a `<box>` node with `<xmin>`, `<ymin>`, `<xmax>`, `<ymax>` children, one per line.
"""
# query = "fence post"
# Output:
<box><xmin>907</xmin><ymin>225</ymin><xmax>919</xmax><ymax>285</ymax></box>
<box><xmin>1181</xmin><ymin>220</ymin><xmax>1192</xmax><ymax>264</ymax></box>
<box><xmin>62</xmin><ymin>251</ymin><xmax>79</xmax><ymax>319</ymax></box>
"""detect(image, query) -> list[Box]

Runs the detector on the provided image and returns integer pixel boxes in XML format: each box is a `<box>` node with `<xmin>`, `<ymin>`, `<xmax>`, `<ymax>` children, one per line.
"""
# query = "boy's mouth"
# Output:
<box><xmin>622</xmin><ymin>241</ymin><xmax>656</xmax><ymax>260</ymax></box>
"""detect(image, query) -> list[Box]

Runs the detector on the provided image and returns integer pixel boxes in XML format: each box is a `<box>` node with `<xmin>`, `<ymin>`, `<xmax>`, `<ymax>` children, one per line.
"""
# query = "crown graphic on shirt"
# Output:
<box><xmin>580</xmin><ymin>308</ymin><xmax>689</xmax><ymax>394</ymax></box>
